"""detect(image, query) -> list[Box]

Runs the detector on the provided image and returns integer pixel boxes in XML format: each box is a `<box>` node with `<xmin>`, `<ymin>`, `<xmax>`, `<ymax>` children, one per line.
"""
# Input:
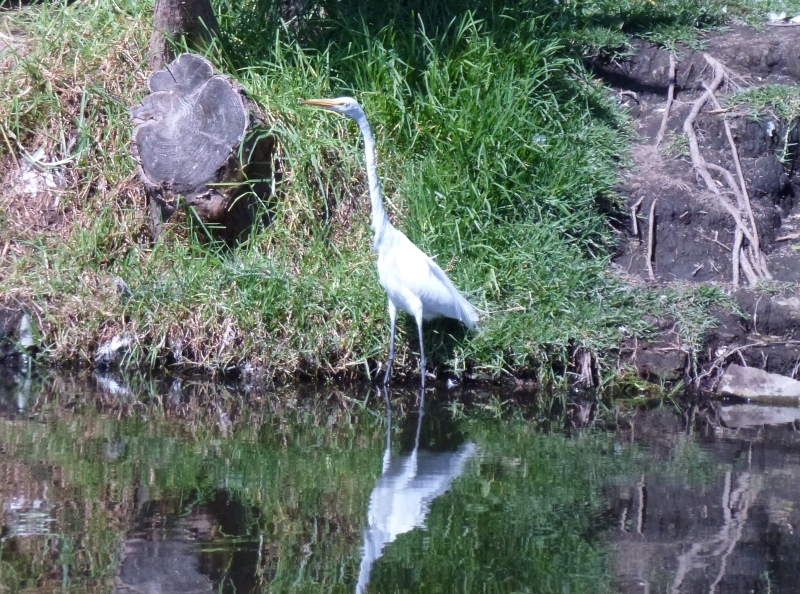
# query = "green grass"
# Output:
<box><xmin>0</xmin><ymin>0</ymin><xmax>767</xmax><ymax>386</ymax></box>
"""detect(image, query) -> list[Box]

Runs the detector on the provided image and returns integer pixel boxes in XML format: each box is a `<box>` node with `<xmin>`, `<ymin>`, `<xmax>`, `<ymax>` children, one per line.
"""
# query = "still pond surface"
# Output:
<box><xmin>1</xmin><ymin>372</ymin><xmax>799</xmax><ymax>593</ymax></box>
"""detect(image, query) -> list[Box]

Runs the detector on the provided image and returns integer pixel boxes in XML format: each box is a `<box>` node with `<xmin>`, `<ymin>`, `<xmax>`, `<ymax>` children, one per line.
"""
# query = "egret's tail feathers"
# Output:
<box><xmin>456</xmin><ymin>294</ymin><xmax>480</xmax><ymax>330</ymax></box>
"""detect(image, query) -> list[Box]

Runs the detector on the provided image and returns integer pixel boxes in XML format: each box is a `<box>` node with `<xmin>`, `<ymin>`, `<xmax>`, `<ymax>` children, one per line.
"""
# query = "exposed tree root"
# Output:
<box><xmin>695</xmin><ymin>339</ymin><xmax>800</xmax><ymax>387</ymax></box>
<box><xmin>654</xmin><ymin>53</ymin><xmax>676</xmax><ymax>148</ymax></box>
<box><xmin>630</xmin><ymin>196</ymin><xmax>644</xmax><ymax>238</ymax></box>
<box><xmin>682</xmin><ymin>54</ymin><xmax>770</xmax><ymax>286</ymax></box>
<box><xmin>646</xmin><ymin>198</ymin><xmax>657</xmax><ymax>280</ymax></box>
<box><xmin>706</xmin><ymin>89</ymin><xmax>771</xmax><ymax>279</ymax></box>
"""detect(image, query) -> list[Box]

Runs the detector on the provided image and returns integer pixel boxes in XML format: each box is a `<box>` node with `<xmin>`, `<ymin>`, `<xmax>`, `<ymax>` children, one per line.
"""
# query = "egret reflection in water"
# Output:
<box><xmin>356</xmin><ymin>389</ymin><xmax>477</xmax><ymax>594</ymax></box>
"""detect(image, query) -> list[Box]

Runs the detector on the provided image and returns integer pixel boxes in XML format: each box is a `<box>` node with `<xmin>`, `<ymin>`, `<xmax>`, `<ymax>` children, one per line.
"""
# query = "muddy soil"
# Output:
<box><xmin>598</xmin><ymin>25</ymin><xmax>800</xmax><ymax>283</ymax></box>
<box><xmin>595</xmin><ymin>25</ymin><xmax>800</xmax><ymax>385</ymax></box>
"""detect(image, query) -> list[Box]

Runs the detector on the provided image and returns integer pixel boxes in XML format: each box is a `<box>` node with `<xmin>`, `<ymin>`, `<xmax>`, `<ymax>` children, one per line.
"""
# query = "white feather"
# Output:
<box><xmin>377</xmin><ymin>226</ymin><xmax>478</xmax><ymax>328</ymax></box>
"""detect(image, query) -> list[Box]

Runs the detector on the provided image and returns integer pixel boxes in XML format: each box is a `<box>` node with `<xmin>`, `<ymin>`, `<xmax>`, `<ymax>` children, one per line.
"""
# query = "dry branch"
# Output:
<box><xmin>654</xmin><ymin>53</ymin><xmax>676</xmax><ymax>148</ymax></box>
<box><xmin>776</xmin><ymin>232</ymin><xmax>800</xmax><ymax>242</ymax></box>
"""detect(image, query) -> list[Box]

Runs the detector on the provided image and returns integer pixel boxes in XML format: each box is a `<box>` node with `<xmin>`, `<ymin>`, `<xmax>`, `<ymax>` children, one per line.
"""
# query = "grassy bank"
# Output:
<box><xmin>0</xmin><ymin>0</ymin><xmax>795</xmax><ymax>385</ymax></box>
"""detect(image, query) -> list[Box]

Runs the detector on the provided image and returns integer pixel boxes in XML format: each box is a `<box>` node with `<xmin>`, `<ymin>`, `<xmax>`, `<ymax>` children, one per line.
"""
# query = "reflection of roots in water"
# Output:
<box><xmin>671</xmin><ymin>470</ymin><xmax>761</xmax><ymax>594</ymax></box>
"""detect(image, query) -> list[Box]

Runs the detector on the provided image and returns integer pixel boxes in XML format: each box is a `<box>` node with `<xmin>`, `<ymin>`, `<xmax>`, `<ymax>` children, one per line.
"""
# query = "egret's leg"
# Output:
<box><xmin>416</xmin><ymin>314</ymin><xmax>426</xmax><ymax>389</ymax></box>
<box><xmin>383</xmin><ymin>300</ymin><xmax>397</xmax><ymax>386</ymax></box>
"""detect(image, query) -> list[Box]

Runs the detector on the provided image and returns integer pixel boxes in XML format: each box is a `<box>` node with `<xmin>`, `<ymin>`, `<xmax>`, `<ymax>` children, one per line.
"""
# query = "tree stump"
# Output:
<box><xmin>130</xmin><ymin>53</ymin><xmax>275</xmax><ymax>242</ymax></box>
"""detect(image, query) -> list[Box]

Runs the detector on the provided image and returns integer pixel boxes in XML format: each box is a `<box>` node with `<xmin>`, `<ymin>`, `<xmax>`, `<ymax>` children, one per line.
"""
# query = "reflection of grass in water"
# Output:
<box><xmin>661</xmin><ymin>433</ymin><xmax>722</xmax><ymax>487</ymax></box>
<box><xmin>0</xmin><ymin>388</ymin><xmax>732</xmax><ymax>593</ymax></box>
<box><xmin>0</xmin><ymin>383</ymin><xmax>389</xmax><ymax>592</ymax></box>
<box><xmin>0</xmin><ymin>394</ymin><xmax>599</xmax><ymax>591</ymax></box>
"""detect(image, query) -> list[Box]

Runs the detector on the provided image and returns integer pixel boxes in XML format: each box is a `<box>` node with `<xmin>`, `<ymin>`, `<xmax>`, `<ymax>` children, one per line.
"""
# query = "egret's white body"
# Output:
<box><xmin>302</xmin><ymin>97</ymin><xmax>479</xmax><ymax>386</ymax></box>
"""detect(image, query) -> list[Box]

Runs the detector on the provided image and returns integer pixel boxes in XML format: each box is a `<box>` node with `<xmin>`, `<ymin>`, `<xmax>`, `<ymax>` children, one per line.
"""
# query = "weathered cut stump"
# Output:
<box><xmin>130</xmin><ymin>53</ymin><xmax>275</xmax><ymax>241</ymax></box>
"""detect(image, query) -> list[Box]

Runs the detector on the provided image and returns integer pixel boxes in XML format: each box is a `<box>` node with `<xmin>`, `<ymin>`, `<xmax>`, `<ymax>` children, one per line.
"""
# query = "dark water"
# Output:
<box><xmin>1</xmin><ymin>373</ymin><xmax>799</xmax><ymax>593</ymax></box>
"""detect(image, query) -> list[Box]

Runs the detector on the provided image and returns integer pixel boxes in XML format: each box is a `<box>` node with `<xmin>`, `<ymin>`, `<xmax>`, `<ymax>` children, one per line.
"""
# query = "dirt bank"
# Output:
<box><xmin>595</xmin><ymin>24</ymin><xmax>800</xmax><ymax>388</ymax></box>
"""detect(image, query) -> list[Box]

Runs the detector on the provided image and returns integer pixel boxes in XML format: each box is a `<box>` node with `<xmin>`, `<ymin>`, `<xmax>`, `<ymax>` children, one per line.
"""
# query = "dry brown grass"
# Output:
<box><xmin>0</xmin><ymin>0</ymin><xmax>149</xmax><ymax>249</ymax></box>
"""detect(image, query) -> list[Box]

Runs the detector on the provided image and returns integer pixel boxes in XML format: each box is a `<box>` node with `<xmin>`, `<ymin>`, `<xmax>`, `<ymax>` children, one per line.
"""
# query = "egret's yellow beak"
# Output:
<box><xmin>300</xmin><ymin>98</ymin><xmax>341</xmax><ymax>108</ymax></box>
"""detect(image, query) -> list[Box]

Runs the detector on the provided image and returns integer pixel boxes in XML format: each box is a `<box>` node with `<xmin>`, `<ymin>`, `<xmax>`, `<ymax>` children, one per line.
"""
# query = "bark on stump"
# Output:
<box><xmin>130</xmin><ymin>53</ymin><xmax>275</xmax><ymax>242</ymax></box>
<box><xmin>148</xmin><ymin>0</ymin><xmax>218</xmax><ymax>70</ymax></box>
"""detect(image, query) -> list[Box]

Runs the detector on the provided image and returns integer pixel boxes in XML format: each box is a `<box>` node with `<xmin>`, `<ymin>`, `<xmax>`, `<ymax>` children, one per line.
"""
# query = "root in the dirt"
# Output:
<box><xmin>732</xmin><ymin>227</ymin><xmax>743</xmax><ymax>286</ymax></box>
<box><xmin>739</xmin><ymin>243</ymin><xmax>758</xmax><ymax>285</ymax></box>
<box><xmin>700</xmin><ymin>231</ymin><xmax>732</xmax><ymax>253</ymax></box>
<box><xmin>682</xmin><ymin>54</ymin><xmax>770</xmax><ymax>286</ymax></box>
<box><xmin>776</xmin><ymin>232</ymin><xmax>800</xmax><ymax>242</ymax></box>
<box><xmin>631</xmin><ymin>196</ymin><xmax>644</xmax><ymax>238</ymax></box>
<box><xmin>646</xmin><ymin>198</ymin><xmax>657</xmax><ymax>280</ymax></box>
<box><xmin>706</xmin><ymin>90</ymin><xmax>771</xmax><ymax>280</ymax></box>
<box><xmin>654</xmin><ymin>53</ymin><xmax>676</xmax><ymax>148</ymax></box>
<box><xmin>695</xmin><ymin>340</ymin><xmax>800</xmax><ymax>387</ymax></box>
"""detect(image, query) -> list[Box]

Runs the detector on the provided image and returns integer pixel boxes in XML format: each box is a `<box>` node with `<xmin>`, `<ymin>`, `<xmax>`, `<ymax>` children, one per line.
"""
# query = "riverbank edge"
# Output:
<box><xmin>2</xmin><ymin>284</ymin><xmax>797</xmax><ymax>396</ymax></box>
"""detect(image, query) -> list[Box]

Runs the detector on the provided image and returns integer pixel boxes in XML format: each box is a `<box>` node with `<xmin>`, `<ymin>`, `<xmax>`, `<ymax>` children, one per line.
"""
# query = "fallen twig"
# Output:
<box><xmin>699</xmin><ymin>231</ymin><xmax>732</xmax><ymax>252</ymax></box>
<box><xmin>776</xmin><ymin>232</ymin><xmax>800</xmax><ymax>242</ymax></box>
<box><xmin>655</xmin><ymin>53</ymin><xmax>676</xmax><ymax>148</ymax></box>
<box><xmin>647</xmin><ymin>198</ymin><xmax>657</xmax><ymax>280</ymax></box>
<box><xmin>0</xmin><ymin>124</ymin><xmax>20</xmax><ymax>173</ymax></box>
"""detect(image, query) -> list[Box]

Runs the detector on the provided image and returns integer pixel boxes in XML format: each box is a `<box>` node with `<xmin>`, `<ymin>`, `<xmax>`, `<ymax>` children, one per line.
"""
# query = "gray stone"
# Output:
<box><xmin>717</xmin><ymin>364</ymin><xmax>800</xmax><ymax>404</ymax></box>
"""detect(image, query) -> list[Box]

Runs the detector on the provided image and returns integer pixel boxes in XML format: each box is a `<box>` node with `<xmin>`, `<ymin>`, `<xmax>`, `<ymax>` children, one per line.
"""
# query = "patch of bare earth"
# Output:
<box><xmin>595</xmin><ymin>25</ymin><xmax>800</xmax><ymax>384</ymax></box>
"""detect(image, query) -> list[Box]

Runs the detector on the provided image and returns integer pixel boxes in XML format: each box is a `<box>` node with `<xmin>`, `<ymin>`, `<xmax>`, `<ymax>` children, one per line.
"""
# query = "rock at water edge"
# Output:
<box><xmin>717</xmin><ymin>363</ymin><xmax>800</xmax><ymax>403</ymax></box>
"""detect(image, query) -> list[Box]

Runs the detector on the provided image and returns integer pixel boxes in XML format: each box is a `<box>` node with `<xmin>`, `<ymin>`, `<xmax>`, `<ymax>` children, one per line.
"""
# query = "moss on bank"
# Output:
<box><xmin>0</xmin><ymin>0</ymin><xmax>791</xmax><ymax>385</ymax></box>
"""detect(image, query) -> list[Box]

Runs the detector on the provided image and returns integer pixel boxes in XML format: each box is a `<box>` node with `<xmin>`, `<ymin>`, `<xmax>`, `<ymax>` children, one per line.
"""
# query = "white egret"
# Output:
<box><xmin>301</xmin><ymin>97</ymin><xmax>479</xmax><ymax>387</ymax></box>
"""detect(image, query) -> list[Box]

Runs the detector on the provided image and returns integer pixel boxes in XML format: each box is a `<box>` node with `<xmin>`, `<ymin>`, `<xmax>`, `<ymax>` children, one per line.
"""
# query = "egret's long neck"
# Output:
<box><xmin>354</xmin><ymin>111</ymin><xmax>390</xmax><ymax>248</ymax></box>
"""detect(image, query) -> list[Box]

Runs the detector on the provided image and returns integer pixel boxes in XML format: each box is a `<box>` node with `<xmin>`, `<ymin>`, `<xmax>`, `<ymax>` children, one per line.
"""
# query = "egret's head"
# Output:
<box><xmin>301</xmin><ymin>96</ymin><xmax>363</xmax><ymax>120</ymax></box>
